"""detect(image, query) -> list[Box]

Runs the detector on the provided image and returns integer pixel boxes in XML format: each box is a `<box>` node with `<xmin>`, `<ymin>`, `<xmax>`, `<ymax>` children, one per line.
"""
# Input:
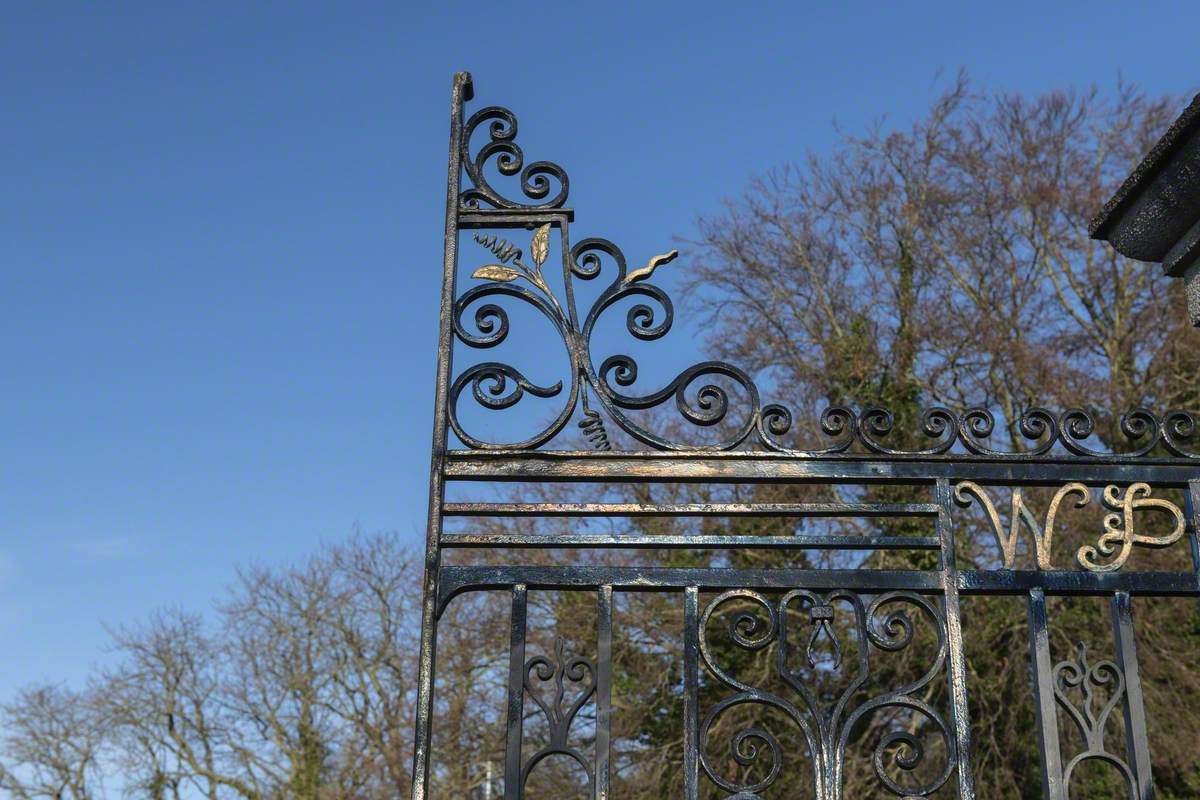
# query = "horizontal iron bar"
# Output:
<box><xmin>442</xmin><ymin>501</ymin><xmax>940</xmax><ymax>517</ymax></box>
<box><xmin>958</xmin><ymin>569</ymin><xmax>1199</xmax><ymax>596</ymax></box>
<box><xmin>438</xmin><ymin>566</ymin><xmax>942</xmax><ymax>610</ymax></box>
<box><xmin>441</xmin><ymin>532</ymin><xmax>941</xmax><ymax>550</ymax></box>
<box><xmin>437</xmin><ymin>566</ymin><xmax>1200</xmax><ymax>610</ymax></box>
<box><xmin>445</xmin><ymin>452</ymin><xmax>1200</xmax><ymax>486</ymax></box>
<box><xmin>459</xmin><ymin>209</ymin><xmax>574</xmax><ymax>226</ymax></box>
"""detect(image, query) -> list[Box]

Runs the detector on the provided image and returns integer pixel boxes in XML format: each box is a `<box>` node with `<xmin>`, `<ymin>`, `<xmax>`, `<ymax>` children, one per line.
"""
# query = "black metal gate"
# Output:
<box><xmin>411</xmin><ymin>72</ymin><xmax>1200</xmax><ymax>799</ymax></box>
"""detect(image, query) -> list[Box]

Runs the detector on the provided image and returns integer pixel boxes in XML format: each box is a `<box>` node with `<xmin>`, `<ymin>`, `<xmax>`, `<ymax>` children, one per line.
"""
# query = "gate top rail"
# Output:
<box><xmin>443</xmin><ymin>449</ymin><xmax>1200</xmax><ymax>487</ymax></box>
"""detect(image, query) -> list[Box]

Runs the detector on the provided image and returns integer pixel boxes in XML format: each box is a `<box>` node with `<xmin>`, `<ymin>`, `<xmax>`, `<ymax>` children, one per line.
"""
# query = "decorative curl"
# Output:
<box><xmin>1059</xmin><ymin>408</ymin><xmax>1095</xmax><ymax>443</ymax></box>
<box><xmin>730</xmin><ymin>727</ymin><xmax>783</xmax><ymax>788</ymax></box>
<box><xmin>718</xmin><ymin>592</ymin><xmax>778</xmax><ymax>652</ymax></box>
<box><xmin>960</xmin><ymin>407</ymin><xmax>995</xmax><ymax>440</ymax></box>
<box><xmin>1120</xmin><ymin>408</ymin><xmax>1158</xmax><ymax>442</ymax></box>
<box><xmin>857</xmin><ymin>407</ymin><xmax>957</xmax><ymax>456</ymax></box>
<box><xmin>859</xmin><ymin>700</ymin><xmax>955</xmax><ymax>798</ymax></box>
<box><xmin>866</xmin><ymin>593</ymin><xmax>947</xmax><ymax>697</ymax></box>
<box><xmin>455</xmin><ymin>363</ymin><xmax>561</xmax><ymax>411</ymax></box>
<box><xmin>876</xmin><ymin>730</ymin><xmax>924</xmax><ymax>774</ymax></box>
<box><xmin>757</xmin><ymin>405</ymin><xmax>859</xmax><ymax>455</ymax></box>
<box><xmin>698</xmin><ymin>591</ymin><xmax>779</xmax><ymax>694</ymax></box>
<box><xmin>1060</xmin><ymin>408</ymin><xmax>1161</xmax><ymax>458</ymax></box>
<box><xmin>1163</xmin><ymin>410</ymin><xmax>1200</xmax><ymax>457</ymax></box>
<box><xmin>575</xmin><ymin>238</ymin><xmax>674</xmax><ymax>342</ymax></box>
<box><xmin>1016</xmin><ymin>407</ymin><xmax>1059</xmax><ymax>449</ymax></box>
<box><xmin>447</xmin><ymin>362</ymin><xmax>576</xmax><ymax>450</ymax></box>
<box><xmin>868</xmin><ymin>606</ymin><xmax>914</xmax><ymax>652</ymax></box>
<box><xmin>698</xmin><ymin>697</ymin><xmax>798</xmax><ymax>797</ymax></box>
<box><xmin>758</xmin><ymin>403</ymin><xmax>792</xmax><ymax>438</ymax></box>
<box><xmin>821</xmin><ymin>406</ymin><xmax>856</xmax><ymax>439</ymax></box>
<box><xmin>460</xmin><ymin>106</ymin><xmax>568</xmax><ymax>210</ymax></box>
<box><xmin>570</xmin><ymin>237</ymin><xmax>624</xmax><ymax>281</ymax></box>
<box><xmin>453</xmin><ymin>282</ymin><xmax>564</xmax><ymax>348</ymax></box>
<box><xmin>959</xmin><ymin>407</ymin><xmax>1058</xmax><ymax>456</ymax></box>
<box><xmin>626</xmin><ymin>292</ymin><xmax>673</xmax><ymax>340</ymax></box>
<box><xmin>593</xmin><ymin>358</ymin><xmax>761</xmax><ymax>451</ymax></box>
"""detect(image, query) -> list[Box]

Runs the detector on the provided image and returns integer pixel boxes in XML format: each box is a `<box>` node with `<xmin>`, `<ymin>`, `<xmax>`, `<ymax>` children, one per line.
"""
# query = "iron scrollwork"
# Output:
<box><xmin>1052</xmin><ymin>643</ymin><xmax>1135</xmax><ymax>798</ymax></box>
<box><xmin>461</xmin><ymin>106</ymin><xmax>568</xmax><ymax>211</ymax></box>
<box><xmin>697</xmin><ymin>589</ymin><xmax>955</xmax><ymax>799</ymax></box>
<box><xmin>451</xmin><ymin>100</ymin><xmax>1200</xmax><ymax>457</ymax></box>
<box><xmin>520</xmin><ymin>636</ymin><xmax>597</xmax><ymax>793</ymax></box>
<box><xmin>453</xmin><ymin>254</ymin><xmax>1200</xmax><ymax>457</ymax></box>
<box><xmin>759</xmin><ymin>407</ymin><xmax>1200</xmax><ymax>460</ymax></box>
<box><xmin>450</xmin><ymin>217</ymin><xmax>764</xmax><ymax>451</ymax></box>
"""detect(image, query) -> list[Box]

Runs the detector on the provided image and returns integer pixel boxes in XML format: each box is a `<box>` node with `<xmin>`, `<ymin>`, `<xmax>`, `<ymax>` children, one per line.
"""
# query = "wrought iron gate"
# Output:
<box><xmin>412</xmin><ymin>72</ymin><xmax>1200</xmax><ymax>799</ymax></box>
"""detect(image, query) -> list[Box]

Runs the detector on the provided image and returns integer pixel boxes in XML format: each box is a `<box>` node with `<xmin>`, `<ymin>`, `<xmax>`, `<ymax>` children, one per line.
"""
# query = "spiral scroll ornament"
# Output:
<box><xmin>696</xmin><ymin>589</ymin><xmax>955</xmax><ymax>799</ymax></box>
<box><xmin>1052</xmin><ymin>643</ymin><xmax>1136</xmax><ymax>798</ymax></box>
<box><xmin>450</xmin><ymin>214</ymin><xmax>766</xmax><ymax>449</ymax></box>
<box><xmin>448</xmin><ymin>98</ymin><xmax>1200</xmax><ymax>456</ymax></box>
<box><xmin>452</xmin><ymin>235</ymin><xmax>1200</xmax><ymax>459</ymax></box>
<box><xmin>460</xmin><ymin>106</ymin><xmax>569</xmax><ymax>210</ymax></box>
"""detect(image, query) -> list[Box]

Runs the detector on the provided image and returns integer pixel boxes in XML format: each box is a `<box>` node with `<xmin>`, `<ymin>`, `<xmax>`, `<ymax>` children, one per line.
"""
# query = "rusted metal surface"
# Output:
<box><xmin>443</xmin><ymin>501</ymin><xmax>940</xmax><ymax>517</ymax></box>
<box><xmin>441</xmin><ymin>532</ymin><xmax>942</xmax><ymax>551</ymax></box>
<box><xmin>409</xmin><ymin>70</ymin><xmax>471</xmax><ymax>800</ymax></box>
<box><xmin>443</xmin><ymin>451</ymin><xmax>1200</xmax><ymax>486</ymax></box>
<box><xmin>412</xmin><ymin>73</ymin><xmax>1200</xmax><ymax>799</ymax></box>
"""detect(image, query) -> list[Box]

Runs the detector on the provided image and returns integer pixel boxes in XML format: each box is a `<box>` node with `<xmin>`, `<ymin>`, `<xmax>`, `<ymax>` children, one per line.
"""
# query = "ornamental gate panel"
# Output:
<box><xmin>412</xmin><ymin>73</ymin><xmax>1200</xmax><ymax>799</ymax></box>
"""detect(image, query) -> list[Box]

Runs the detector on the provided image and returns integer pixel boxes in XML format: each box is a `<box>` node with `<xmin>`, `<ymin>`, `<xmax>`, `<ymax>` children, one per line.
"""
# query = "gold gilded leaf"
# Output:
<box><xmin>471</xmin><ymin>264</ymin><xmax>522</xmax><ymax>282</ymax></box>
<box><xmin>530</xmin><ymin>223</ymin><xmax>551</xmax><ymax>266</ymax></box>
<box><xmin>624</xmin><ymin>249</ymin><xmax>679</xmax><ymax>284</ymax></box>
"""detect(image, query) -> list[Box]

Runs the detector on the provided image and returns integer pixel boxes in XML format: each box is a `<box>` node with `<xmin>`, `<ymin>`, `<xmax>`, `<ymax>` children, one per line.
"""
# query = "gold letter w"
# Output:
<box><xmin>954</xmin><ymin>482</ymin><xmax>1090</xmax><ymax>569</ymax></box>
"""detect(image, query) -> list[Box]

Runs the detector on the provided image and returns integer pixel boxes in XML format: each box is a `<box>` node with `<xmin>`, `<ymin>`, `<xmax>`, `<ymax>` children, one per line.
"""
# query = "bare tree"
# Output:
<box><xmin>322</xmin><ymin>536</ymin><xmax>421</xmax><ymax>793</ymax></box>
<box><xmin>0</xmin><ymin>684</ymin><xmax>106</xmax><ymax>800</ymax></box>
<box><xmin>102</xmin><ymin>609</ymin><xmax>260</xmax><ymax>799</ymax></box>
<box><xmin>688</xmin><ymin>76</ymin><xmax>1200</xmax><ymax>440</ymax></box>
<box><xmin>0</xmin><ymin>533</ymin><xmax>514</xmax><ymax>799</ymax></box>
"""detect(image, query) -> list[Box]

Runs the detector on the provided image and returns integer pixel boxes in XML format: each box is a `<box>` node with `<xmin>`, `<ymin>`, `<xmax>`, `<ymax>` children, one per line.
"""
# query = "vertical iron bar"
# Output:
<box><xmin>505</xmin><ymin>585</ymin><xmax>529</xmax><ymax>800</ymax></box>
<box><xmin>594</xmin><ymin>586</ymin><xmax>613</xmax><ymax>800</ymax></box>
<box><xmin>683</xmin><ymin>586</ymin><xmax>700</xmax><ymax>800</ymax></box>
<box><xmin>935</xmin><ymin>478</ymin><xmax>977</xmax><ymax>799</ymax></box>
<box><xmin>686</xmin><ymin>587</ymin><xmax>700</xmax><ymax>800</ymax></box>
<box><xmin>1110</xmin><ymin>591</ymin><xmax>1154</xmax><ymax>799</ymax></box>
<box><xmin>1187</xmin><ymin>480</ymin><xmax>1200</xmax><ymax>614</ymax></box>
<box><xmin>411</xmin><ymin>70</ymin><xmax>471</xmax><ymax>800</ymax></box>
<box><xmin>1026</xmin><ymin>587</ymin><xmax>1065</xmax><ymax>800</ymax></box>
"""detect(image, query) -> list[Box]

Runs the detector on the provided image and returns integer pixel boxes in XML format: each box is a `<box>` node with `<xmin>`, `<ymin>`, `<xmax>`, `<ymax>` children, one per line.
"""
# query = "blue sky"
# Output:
<box><xmin>1</xmin><ymin>1</ymin><xmax>1196</xmax><ymax>697</ymax></box>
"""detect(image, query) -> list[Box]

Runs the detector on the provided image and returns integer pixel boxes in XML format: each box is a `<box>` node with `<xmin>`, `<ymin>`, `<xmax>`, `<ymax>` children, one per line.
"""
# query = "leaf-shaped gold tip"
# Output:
<box><xmin>530</xmin><ymin>223</ymin><xmax>551</xmax><ymax>267</ymax></box>
<box><xmin>624</xmin><ymin>249</ymin><xmax>679</xmax><ymax>284</ymax></box>
<box><xmin>471</xmin><ymin>265</ymin><xmax>522</xmax><ymax>282</ymax></box>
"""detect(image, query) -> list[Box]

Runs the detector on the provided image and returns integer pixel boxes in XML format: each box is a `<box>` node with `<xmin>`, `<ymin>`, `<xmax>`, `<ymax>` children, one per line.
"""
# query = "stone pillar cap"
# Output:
<box><xmin>1091</xmin><ymin>93</ymin><xmax>1200</xmax><ymax>326</ymax></box>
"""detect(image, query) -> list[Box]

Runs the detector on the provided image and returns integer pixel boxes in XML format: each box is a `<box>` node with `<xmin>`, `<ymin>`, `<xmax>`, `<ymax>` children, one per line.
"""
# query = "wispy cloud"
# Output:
<box><xmin>72</xmin><ymin>536</ymin><xmax>138</xmax><ymax>559</ymax></box>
